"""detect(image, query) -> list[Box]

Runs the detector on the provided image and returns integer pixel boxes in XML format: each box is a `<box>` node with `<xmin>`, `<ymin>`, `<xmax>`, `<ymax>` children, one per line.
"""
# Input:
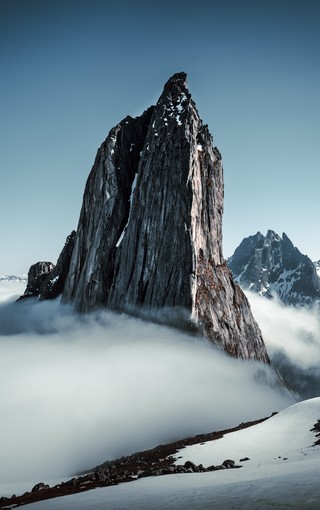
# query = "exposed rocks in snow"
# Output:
<box><xmin>137</xmin><ymin>458</ymin><xmax>240</xmax><ymax>478</ymax></box>
<box><xmin>228</xmin><ymin>230</ymin><xmax>320</xmax><ymax>306</ymax></box>
<box><xmin>310</xmin><ymin>419</ymin><xmax>320</xmax><ymax>446</ymax></box>
<box><xmin>31</xmin><ymin>483</ymin><xmax>49</xmax><ymax>493</ymax></box>
<box><xmin>0</xmin><ymin>415</ymin><xmax>268</xmax><ymax>508</ymax></box>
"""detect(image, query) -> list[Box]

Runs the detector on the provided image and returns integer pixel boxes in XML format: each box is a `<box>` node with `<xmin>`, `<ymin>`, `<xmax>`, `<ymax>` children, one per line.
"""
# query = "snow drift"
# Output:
<box><xmin>13</xmin><ymin>398</ymin><xmax>320</xmax><ymax>509</ymax></box>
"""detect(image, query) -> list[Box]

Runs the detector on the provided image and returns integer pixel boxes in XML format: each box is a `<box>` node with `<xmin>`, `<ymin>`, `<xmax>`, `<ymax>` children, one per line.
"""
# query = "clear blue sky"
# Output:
<box><xmin>1</xmin><ymin>0</ymin><xmax>319</xmax><ymax>274</ymax></box>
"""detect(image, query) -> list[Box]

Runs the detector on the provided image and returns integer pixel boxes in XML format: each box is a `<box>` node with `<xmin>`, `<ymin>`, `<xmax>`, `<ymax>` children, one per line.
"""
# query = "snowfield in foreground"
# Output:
<box><xmin>21</xmin><ymin>398</ymin><xmax>320</xmax><ymax>509</ymax></box>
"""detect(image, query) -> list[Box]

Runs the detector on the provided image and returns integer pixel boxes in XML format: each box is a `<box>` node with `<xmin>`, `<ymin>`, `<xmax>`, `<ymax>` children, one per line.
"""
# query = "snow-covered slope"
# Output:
<box><xmin>177</xmin><ymin>397</ymin><xmax>320</xmax><ymax>469</ymax></box>
<box><xmin>228</xmin><ymin>230</ymin><xmax>320</xmax><ymax>306</ymax></box>
<box><xmin>19</xmin><ymin>399</ymin><xmax>320</xmax><ymax>509</ymax></box>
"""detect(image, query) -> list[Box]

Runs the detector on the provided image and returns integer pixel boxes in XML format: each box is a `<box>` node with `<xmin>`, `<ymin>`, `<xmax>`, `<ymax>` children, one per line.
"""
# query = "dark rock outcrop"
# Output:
<box><xmin>19</xmin><ymin>261</ymin><xmax>55</xmax><ymax>299</ymax></box>
<box><xmin>31</xmin><ymin>483</ymin><xmax>49</xmax><ymax>493</ymax></box>
<box><xmin>23</xmin><ymin>73</ymin><xmax>269</xmax><ymax>363</ymax></box>
<box><xmin>19</xmin><ymin>231</ymin><xmax>76</xmax><ymax>301</ymax></box>
<box><xmin>228</xmin><ymin>230</ymin><xmax>320</xmax><ymax>306</ymax></box>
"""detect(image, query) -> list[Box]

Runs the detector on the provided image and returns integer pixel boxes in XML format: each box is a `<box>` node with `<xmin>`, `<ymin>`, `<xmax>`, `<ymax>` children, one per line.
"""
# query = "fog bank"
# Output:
<box><xmin>0</xmin><ymin>291</ymin><xmax>291</xmax><ymax>486</ymax></box>
<box><xmin>247</xmin><ymin>291</ymin><xmax>320</xmax><ymax>399</ymax></box>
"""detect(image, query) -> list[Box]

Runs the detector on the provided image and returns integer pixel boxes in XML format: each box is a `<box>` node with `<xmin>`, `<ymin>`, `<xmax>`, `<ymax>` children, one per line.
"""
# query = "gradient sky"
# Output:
<box><xmin>1</xmin><ymin>0</ymin><xmax>319</xmax><ymax>274</ymax></box>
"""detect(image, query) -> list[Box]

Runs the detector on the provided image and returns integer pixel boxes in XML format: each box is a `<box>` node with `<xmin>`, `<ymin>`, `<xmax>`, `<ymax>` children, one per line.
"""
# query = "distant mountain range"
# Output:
<box><xmin>227</xmin><ymin>230</ymin><xmax>320</xmax><ymax>306</ymax></box>
<box><xmin>0</xmin><ymin>274</ymin><xmax>27</xmax><ymax>283</ymax></box>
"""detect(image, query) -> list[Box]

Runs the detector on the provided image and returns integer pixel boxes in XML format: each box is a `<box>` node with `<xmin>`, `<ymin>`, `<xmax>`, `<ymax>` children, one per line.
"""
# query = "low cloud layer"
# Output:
<box><xmin>247</xmin><ymin>291</ymin><xmax>320</xmax><ymax>399</ymax></box>
<box><xmin>0</xmin><ymin>287</ymin><xmax>291</xmax><ymax>487</ymax></box>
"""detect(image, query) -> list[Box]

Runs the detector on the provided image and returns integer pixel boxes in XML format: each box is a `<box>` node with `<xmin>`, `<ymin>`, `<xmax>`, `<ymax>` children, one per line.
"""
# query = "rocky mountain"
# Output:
<box><xmin>228</xmin><ymin>230</ymin><xmax>320</xmax><ymax>306</ymax></box>
<box><xmin>20</xmin><ymin>72</ymin><xmax>269</xmax><ymax>363</ymax></box>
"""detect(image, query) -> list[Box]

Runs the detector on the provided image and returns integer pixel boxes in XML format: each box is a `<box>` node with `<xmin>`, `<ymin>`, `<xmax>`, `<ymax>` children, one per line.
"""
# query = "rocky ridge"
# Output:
<box><xmin>228</xmin><ymin>230</ymin><xmax>320</xmax><ymax>306</ymax></box>
<box><xmin>20</xmin><ymin>73</ymin><xmax>269</xmax><ymax>363</ymax></box>
<box><xmin>0</xmin><ymin>416</ymin><xmax>270</xmax><ymax>509</ymax></box>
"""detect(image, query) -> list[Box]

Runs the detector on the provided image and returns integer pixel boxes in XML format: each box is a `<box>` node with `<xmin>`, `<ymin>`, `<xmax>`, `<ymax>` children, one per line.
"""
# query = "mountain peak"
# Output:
<box><xmin>228</xmin><ymin>230</ymin><xmax>320</xmax><ymax>306</ymax></box>
<box><xmin>282</xmin><ymin>232</ymin><xmax>291</xmax><ymax>243</ymax></box>
<box><xmin>162</xmin><ymin>72</ymin><xmax>188</xmax><ymax>93</ymax></box>
<box><xmin>21</xmin><ymin>74</ymin><xmax>269</xmax><ymax>363</ymax></box>
<box><xmin>266</xmin><ymin>229</ymin><xmax>277</xmax><ymax>238</ymax></box>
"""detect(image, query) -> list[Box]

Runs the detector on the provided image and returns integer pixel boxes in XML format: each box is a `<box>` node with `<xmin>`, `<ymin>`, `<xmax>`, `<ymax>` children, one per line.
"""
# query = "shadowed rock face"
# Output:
<box><xmin>62</xmin><ymin>106</ymin><xmax>154</xmax><ymax>309</ymax></box>
<box><xmin>22</xmin><ymin>73</ymin><xmax>269</xmax><ymax>363</ymax></box>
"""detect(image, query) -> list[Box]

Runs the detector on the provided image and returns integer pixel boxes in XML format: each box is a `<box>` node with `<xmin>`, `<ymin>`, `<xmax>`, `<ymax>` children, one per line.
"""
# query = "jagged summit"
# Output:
<box><xmin>228</xmin><ymin>230</ymin><xmax>320</xmax><ymax>306</ymax></box>
<box><xmin>162</xmin><ymin>71</ymin><xmax>188</xmax><ymax>93</ymax></box>
<box><xmin>20</xmin><ymin>74</ymin><xmax>269</xmax><ymax>363</ymax></box>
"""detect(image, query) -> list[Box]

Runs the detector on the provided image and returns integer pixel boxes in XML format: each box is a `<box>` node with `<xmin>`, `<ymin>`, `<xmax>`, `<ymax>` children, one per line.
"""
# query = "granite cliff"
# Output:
<box><xmin>21</xmin><ymin>73</ymin><xmax>269</xmax><ymax>363</ymax></box>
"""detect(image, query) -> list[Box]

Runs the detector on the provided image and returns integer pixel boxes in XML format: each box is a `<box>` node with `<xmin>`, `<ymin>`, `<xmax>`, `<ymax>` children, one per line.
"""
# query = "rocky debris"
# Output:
<box><xmin>311</xmin><ymin>419</ymin><xmax>320</xmax><ymax>446</ymax></box>
<box><xmin>23</xmin><ymin>72</ymin><xmax>270</xmax><ymax>363</ymax></box>
<box><xmin>222</xmin><ymin>459</ymin><xmax>235</xmax><ymax>468</ymax></box>
<box><xmin>31</xmin><ymin>482</ymin><xmax>49</xmax><ymax>493</ymax></box>
<box><xmin>138</xmin><ymin>459</ymin><xmax>240</xmax><ymax>478</ymax></box>
<box><xmin>228</xmin><ymin>230</ymin><xmax>320</xmax><ymax>306</ymax></box>
<box><xmin>18</xmin><ymin>231</ymin><xmax>76</xmax><ymax>301</ymax></box>
<box><xmin>0</xmin><ymin>415</ymin><xmax>271</xmax><ymax>508</ymax></box>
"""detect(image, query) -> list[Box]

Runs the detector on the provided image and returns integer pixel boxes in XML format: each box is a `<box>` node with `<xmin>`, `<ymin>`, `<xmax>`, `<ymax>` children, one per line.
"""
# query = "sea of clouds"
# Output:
<box><xmin>247</xmin><ymin>291</ymin><xmax>320</xmax><ymax>400</ymax></box>
<box><xmin>0</xmin><ymin>284</ymin><xmax>292</xmax><ymax>486</ymax></box>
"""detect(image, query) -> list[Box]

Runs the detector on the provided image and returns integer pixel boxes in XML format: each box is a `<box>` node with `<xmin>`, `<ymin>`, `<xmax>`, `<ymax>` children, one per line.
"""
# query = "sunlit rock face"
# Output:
<box><xmin>228</xmin><ymin>230</ymin><xmax>320</xmax><ymax>306</ymax></box>
<box><xmin>25</xmin><ymin>73</ymin><xmax>269</xmax><ymax>363</ymax></box>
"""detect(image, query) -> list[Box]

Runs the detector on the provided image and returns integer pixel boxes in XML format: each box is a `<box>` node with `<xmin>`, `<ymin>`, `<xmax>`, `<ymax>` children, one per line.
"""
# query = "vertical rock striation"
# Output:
<box><xmin>58</xmin><ymin>72</ymin><xmax>269</xmax><ymax>362</ymax></box>
<box><xmin>61</xmin><ymin>106</ymin><xmax>154</xmax><ymax>310</ymax></box>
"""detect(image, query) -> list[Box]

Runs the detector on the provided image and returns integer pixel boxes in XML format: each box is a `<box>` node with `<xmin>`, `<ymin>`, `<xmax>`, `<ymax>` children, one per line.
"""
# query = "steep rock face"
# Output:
<box><xmin>62</xmin><ymin>108</ymin><xmax>154</xmax><ymax>309</ymax></box>
<box><xmin>41</xmin><ymin>230</ymin><xmax>76</xmax><ymax>299</ymax></box>
<box><xmin>61</xmin><ymin>72</ymin><xmax>268</xmax><ymax>363</ymax></box>
<box><xmin>228</xmin><ymin>230</ymin><xmax>320</xmax><ymax>306</ymax></box>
